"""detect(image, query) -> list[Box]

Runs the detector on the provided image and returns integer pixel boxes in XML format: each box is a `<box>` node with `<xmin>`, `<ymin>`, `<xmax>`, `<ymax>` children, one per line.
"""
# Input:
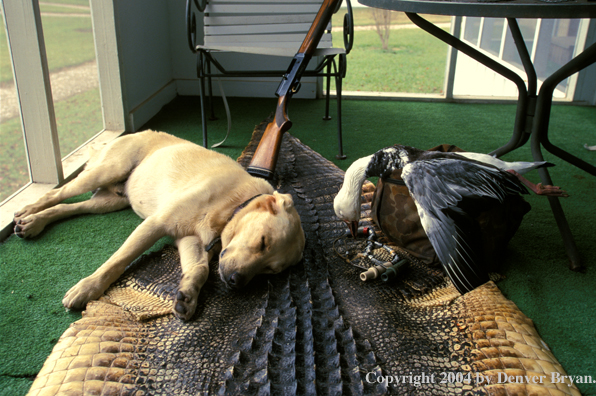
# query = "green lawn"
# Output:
<box><xmin>332</xmin><ymin>28</ymin><xmax>449</xmax><ymax>93</ymax></box>
<box><xmin>0</xmin><ymin>117</ymin><xmax>28</xmax><ymax>201</ymax></box>
<box><xmin>39</xmin><ymin>15</ymin><xmax>96</xmax><ymax>73</ymax></box>
<box><xmin>0</xmin><ymin>19</ymin><xmax>14</xmax><ymax>85</ymax></box>
<box><xmin>39</xmin><ymin>4</ymin><xmax>89</xmax><ymax>15</ymax></box>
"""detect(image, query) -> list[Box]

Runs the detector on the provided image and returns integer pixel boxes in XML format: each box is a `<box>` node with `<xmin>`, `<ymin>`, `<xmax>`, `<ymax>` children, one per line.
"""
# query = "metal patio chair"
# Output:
<box><xmin>186</xmin><ymin>0</ymin><xmax>354</xmax><ymax>159</ymax></box>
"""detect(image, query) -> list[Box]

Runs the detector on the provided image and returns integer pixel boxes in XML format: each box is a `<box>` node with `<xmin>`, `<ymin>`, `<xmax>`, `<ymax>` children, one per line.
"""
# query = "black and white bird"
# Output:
<box><xmin>334</xmin><ymin>145</ymin><xmax>568</xmax><ymax>295</ymax></box>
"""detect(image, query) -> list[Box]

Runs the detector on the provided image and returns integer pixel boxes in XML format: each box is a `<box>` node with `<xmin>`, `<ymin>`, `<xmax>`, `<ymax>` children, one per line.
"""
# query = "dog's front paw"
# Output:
<box><xmin>173</xmin><ymin>290</ymin><xmax>198</xmax><ymax>321</ymax></box>
<box><xmin>63</xmin><ymin>277</ymin><xmax>106</xmax><ymax>310</ymax></box>
<box><xmin>13</xmin><ymin>215</ymin><xmax>47</xmax><ymax>238</ymax></box>
<box><xmin>14</xmin><ymin>203</ymin><xmax>43</xmax><ymax>223</ymax></box>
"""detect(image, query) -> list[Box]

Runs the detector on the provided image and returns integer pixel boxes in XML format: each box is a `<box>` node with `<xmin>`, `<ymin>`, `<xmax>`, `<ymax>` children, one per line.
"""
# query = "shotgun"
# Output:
<box><xmin>247</xmin><ymin>0</ymin><xmax>342</xmax><ymax>179</ymax></box>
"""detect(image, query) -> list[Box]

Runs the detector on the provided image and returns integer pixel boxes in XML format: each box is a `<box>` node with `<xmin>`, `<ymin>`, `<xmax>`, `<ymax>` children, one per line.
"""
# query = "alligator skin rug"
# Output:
<box><xmin>27</xmin><ymin>121</ymin><xmax>581</xmax><ymax>396</ymax></box>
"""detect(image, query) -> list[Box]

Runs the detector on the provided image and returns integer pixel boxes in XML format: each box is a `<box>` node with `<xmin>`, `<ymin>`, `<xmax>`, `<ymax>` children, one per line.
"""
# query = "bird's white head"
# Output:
<box><xmin>334</xmin><ymin>155</ymin><xmax>373</xmax><ymax>236</ymax></box>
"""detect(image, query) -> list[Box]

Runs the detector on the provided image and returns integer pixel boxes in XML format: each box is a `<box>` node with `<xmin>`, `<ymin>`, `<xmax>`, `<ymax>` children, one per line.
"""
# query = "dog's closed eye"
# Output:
<box><xmin>260</xmin><ymin>236</ymin><xmax>267</xmax><ymax>252</ymax></box>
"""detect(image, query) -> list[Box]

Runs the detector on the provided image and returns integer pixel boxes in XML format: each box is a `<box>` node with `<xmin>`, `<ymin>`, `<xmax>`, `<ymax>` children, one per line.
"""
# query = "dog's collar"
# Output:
<box><xmin>228</xmin><ymin>194</ymin><xmax>263</xmax><ymax>222</ymax></box>
<box><xmin>205</xmin><ymin>237</ymin><xmax>221</xmax><ymax>252</ymax></box>
<box><xmin>205</xmin><ymin>194</ymin><xmax>263</xmax><ymax>252</ymax></box>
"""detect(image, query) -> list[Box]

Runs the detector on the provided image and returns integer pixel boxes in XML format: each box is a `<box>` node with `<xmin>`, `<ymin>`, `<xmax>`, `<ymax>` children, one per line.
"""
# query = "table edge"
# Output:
<box><xmin>357</xmin><ymin>0</ymin><xmax>596</xmax><ymax>19</ymax></box>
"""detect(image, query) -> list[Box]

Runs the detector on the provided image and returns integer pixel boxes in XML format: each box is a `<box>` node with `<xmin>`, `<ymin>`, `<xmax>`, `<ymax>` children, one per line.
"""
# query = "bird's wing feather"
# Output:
<box><xmin>417</xmin><ymin>202</ymin><xmax>488</xmax><ymax>294</ymax></box>
<box><xmin>407</xmin><ymin>157</ymin><xmax>528</xmax><ymax>208</ymax></box>
<box><xmin>402</xmin><ymin>158</ymin><xmax>525</xmax><ymax>294</ymax></box>
<box><xmin>455</xmin><ymin>152</ymin><xmax>553</xmax><ymax>174</ymax></box>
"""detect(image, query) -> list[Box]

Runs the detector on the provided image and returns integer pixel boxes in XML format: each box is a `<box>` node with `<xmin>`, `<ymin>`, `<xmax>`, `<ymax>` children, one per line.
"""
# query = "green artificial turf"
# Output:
<box><xmin>1</xmin><ymin>96</ymin><xmax>595</xmax><ymax>395</ymax></box>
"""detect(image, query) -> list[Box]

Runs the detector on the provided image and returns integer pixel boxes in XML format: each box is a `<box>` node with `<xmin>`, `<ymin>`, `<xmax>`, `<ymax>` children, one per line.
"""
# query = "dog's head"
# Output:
<box><xmin>219</xmin><ymin>191</ymin><xmax>305</xmax><ymax>289</ymax></box>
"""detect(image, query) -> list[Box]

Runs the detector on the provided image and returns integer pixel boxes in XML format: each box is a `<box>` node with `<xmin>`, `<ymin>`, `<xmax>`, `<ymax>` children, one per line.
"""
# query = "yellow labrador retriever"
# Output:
<box><xmin>13</xmin><ymin>130</ymin><xmax>305</xmax><ymax>320</ymax></box>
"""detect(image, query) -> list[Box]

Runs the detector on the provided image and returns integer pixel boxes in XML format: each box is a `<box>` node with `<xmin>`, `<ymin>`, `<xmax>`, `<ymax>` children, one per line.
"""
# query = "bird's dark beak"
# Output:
<box><xmin>345</xmin><ymin>220</ymin><xmax>359</xmax><ymax>238</ymax></box>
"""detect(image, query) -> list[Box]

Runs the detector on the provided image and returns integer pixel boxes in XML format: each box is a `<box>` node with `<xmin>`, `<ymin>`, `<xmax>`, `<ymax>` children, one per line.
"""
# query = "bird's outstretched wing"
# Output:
<box><xmin>402</xmin><ymin>158</ymin><xmax>527</xmax><ymax>294</ymax></box>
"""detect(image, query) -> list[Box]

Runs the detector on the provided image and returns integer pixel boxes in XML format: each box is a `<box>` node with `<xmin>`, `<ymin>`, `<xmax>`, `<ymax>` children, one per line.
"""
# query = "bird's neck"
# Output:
<box><xmin>345</xmin><ymin>155</ymin><xmax>372</xmax><ymax>197</ymax></box>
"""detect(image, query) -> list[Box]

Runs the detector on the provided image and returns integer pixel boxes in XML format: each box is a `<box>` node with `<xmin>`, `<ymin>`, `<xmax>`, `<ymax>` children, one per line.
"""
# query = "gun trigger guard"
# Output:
<box><xmin>291</xmin><ymin>82</ymin><xmax>302</xmax><ymax>94</ymax></box>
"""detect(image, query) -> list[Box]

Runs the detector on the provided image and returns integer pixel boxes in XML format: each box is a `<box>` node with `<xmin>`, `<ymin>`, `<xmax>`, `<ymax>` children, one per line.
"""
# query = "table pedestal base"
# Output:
<box><xmin>406</xmin><ymin>12</ymin><xmax>596</xmax><ymax>270</ymax></box>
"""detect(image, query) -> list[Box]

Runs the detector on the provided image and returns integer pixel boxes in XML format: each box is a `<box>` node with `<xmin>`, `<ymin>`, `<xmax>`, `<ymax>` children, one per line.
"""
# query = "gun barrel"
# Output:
<box><xmin>247</xmin><ymin>0</ymin><xmax>342</xmax><ymax>179</ymax></box>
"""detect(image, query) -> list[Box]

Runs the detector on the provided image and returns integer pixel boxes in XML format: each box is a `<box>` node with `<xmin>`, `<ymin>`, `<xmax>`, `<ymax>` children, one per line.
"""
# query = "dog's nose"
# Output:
<box><xmin>227</xmin><ymin>272</ymin><xmax>245</xmax><ymax>289</ymax></box>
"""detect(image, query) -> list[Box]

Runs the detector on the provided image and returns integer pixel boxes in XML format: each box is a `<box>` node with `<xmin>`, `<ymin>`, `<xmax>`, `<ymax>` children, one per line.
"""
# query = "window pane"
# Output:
<box><xmin>39</xmin><ymin>0</ymin><xmax>103</xmax><ymax>159</ymax></box>
<box><xmin>0</xmin><ymin>17</ymin><xmax>31</xmax><ymax>202</ymax></box>
<box><xmin>479</xmin><ymin>18</ymin><xmax>505</xmax><ymax>57</ymax></box>
<box><xmin>331</xmin><ymin>9</ymin><xmax>451</xmax><ymax>94</ymax></box>
<box><xmin>502</xmin><ymin>19</ymin><xmax>537</xmax><ymax>71</ymax></box>
<box><xmin>534</xmin><ymin>19</ymin><xmax>580</xmax><ymax>93</ymax></box>
<box><xmin>463</xmin><ymin>17</ymin><xmax>482</xmax><ymax>46</ymax></box>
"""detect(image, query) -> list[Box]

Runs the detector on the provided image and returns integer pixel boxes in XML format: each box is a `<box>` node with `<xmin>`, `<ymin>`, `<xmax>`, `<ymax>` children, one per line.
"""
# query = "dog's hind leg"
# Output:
<box><xmin>14</xmin><ymin>135</ymin><xmax>148</xmax><ymax>222</ymax></box>
<box><xmin>173</xmin><ymin>235</ymin><xmax>214</xmax><ymax>320</ymax></box>
<box><xmin>14</xmin><ymin>184</ymin><xmax>129</xmax><ymax>238</ymax></box>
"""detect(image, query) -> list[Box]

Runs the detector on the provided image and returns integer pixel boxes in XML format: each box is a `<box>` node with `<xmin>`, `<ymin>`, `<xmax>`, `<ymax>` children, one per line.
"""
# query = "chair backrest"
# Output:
<box><xmin>201</xmin><ymin>0</ymin><xmax>336</xmax><ymax>57</ymax></box>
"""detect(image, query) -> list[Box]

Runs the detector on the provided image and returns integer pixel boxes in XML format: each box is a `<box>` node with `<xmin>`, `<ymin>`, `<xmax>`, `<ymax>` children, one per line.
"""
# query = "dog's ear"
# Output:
<box><xmin>256</xmin><ymin>195</ymin><xmax>278</xmax><ymax>215</ymax></box>
<box><xmin>273</xmin><ymin>191</ymin><xmax>295</xmax><ymax>210</ymax></box>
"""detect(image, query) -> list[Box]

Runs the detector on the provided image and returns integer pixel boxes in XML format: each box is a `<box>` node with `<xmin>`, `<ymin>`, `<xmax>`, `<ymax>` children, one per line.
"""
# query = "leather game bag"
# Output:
<box><xmin>370</xmin><ymin>144</ymin><xmax>531</xmax><ymax>272</ymax></box>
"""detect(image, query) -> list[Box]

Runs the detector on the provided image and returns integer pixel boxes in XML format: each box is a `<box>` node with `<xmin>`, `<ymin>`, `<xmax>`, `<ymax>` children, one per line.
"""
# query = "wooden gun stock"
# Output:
<box><xmin>247</xmin><ymin>0</ymin><xmax>342</xmax><ymax>179</ymax></box>
<box><xmin>247</xmin><ymin>96</ymin><xmax>292</xmax><ymax>179</ymax></box>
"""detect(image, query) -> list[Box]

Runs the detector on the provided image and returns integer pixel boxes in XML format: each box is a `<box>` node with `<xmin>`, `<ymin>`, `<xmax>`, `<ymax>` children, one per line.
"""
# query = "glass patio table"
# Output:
<box><xmin>358</xmin><ymin>0</ymin><xmax>596</xmax><ymax>269</ymax></box>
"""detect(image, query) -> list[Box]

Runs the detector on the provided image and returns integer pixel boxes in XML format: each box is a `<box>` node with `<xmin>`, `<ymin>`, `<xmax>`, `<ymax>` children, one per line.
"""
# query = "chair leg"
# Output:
<box><xmin>335</xmin><ymin>55</ymin><xmax>347</xmax><ymax>160</ymax></box>
<box><xmin>335</xmin><ymin>66</ymin><xmax>346</xmax><ymax>160</ymax></box>
<box><xmin>198</xmin><ymin>53</ymin><xmax>208</xmax><ymax>148</ymax></box>
<box><xmin>323</xmin><ymin>61</ymin><xmax>332</xmax><ymax>121</ymax></box>
<box><xmin>207</xmin><ymin>62</ymin><xmax>217</xmax><ymax>121</ymax></box>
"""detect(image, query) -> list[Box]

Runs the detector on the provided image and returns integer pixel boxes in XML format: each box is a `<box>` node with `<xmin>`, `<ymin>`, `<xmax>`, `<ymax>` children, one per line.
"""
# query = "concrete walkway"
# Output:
<box><xmin>0</xmin><ymin>61</ymin><xmax>99</xmax><ymax>122</ymax></box>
